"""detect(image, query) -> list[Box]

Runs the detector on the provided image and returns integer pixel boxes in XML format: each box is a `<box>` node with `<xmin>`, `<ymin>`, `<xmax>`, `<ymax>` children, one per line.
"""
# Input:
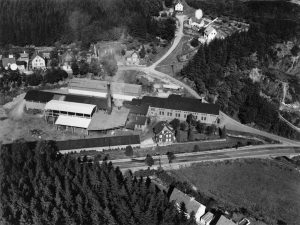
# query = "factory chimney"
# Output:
<box><xmin>107</xmin><ymin>83</ymin><xmax>112</xmax><ymax>114</ymax></box>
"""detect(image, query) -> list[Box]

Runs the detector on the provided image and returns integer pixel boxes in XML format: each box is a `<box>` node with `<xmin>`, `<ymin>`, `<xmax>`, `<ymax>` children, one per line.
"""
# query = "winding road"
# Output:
<box><xmin>119</xmin><ymin>14</ymin><xmax>300</xmax><ymax>146</ymax></box>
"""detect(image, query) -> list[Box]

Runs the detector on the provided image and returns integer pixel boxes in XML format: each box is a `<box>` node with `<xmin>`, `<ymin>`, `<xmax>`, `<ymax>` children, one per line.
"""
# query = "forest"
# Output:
<box><xmin>0</xmin><ymin>0</ymin><xmax>175</xmax><ymax>47</ymax></box>
<box><xmin>0</xmin><ymin>141</ymin><xmax>197</xmax><ymax>225</ymax></box>
<box><xmin>180</xmin><ymin>0</ymin><xmax>300</xmax><ymax>140</ymax></box>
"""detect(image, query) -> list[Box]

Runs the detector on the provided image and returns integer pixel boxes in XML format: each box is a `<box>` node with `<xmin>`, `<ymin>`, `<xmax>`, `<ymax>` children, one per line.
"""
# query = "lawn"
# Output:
<box><xmin>170</xmin><ymin>159</ymin><xmax>300</xmax><ymax>225</ymax></box>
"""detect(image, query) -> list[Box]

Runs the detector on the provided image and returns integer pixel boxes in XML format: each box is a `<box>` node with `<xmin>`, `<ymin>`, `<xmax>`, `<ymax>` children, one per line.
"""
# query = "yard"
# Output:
<box><xmin>170</xmin><ymin>159</ymin><xmax>300</xmax><ymax>225</ymax></box>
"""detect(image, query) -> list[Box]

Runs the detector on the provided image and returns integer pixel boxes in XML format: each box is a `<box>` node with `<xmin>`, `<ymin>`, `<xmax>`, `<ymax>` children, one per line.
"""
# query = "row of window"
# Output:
<box><xmin>48</xmin><ymin>110</ymin><xmax>91</xmax><ymax>118</ymax></box>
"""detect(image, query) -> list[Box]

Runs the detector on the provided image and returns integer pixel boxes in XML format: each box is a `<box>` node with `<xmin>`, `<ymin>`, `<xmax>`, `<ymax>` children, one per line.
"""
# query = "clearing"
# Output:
<box><xmin>170</xmin><ymin>158</ymin><xmax>300</xmax><ymax>225</ymax></box>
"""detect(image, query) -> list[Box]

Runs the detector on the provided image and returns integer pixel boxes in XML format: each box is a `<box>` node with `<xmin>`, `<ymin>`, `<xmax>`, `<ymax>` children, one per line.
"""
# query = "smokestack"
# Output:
<box><xmin>107</xmin><ymin>83</ymin><xmax>112</xmax><ymax>114</ymax></box>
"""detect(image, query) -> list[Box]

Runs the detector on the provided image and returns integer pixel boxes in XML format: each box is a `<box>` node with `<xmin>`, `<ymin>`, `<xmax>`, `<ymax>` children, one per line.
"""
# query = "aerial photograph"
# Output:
<box><xmin>0</xmin><ymin>0</ymin><xmax>299</xmax><ymax>224</ymax></box>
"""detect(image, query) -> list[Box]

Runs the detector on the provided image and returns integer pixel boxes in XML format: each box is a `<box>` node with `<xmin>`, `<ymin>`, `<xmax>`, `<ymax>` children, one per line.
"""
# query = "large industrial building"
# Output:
<box><xmin>68</xmin><ymin>78</ymin><xmax>142</xmax><ymax>101</ymax></box>
<box><xmin>130</xmin><ymin>95</ymin><xmax>220</xmax><ymax>125</ymax></box>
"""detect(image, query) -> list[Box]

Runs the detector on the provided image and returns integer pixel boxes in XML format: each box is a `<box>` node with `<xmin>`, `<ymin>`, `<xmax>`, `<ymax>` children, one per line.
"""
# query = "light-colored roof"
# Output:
<box><xmin>170</xmin><ymin>188</ymin><xmax>206</xmax><ymax>216</ymax></box>
<box><xmin>45</xmin><ymin>100</ymin><xmax>96</xmax><ymax>115</ymax></box>
<box><xmin>216</xmin><ymin>216</ymin><xmax>236</xmax><ymax>225</ymax></box>
<box><xmin>201</xmin><ymin>212</ymin><xmax>214</xmax><ymax>222</ymax></box>
<box><xmin>68</xmin><ymin>78</ymin><xmax>142</xmax><ymax>96</ymax></box>
<box><xmin>88</xmin><ymin>107</ymin><xmax>130</xmax><ymax>131</ymax></box>
<box><xmin>205</xmin><ymin>26</ymin><xmax>217</xmax><ymax>35</ymax></box>
<box><xmin>55</xmin><ymin>115</ymin><xmax>91</xmax><ymax>129</ymax></box>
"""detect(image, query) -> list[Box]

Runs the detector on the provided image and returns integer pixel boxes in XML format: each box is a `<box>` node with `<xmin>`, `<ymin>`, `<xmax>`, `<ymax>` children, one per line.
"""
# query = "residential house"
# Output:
<box><xmin>60</xmin><ymin>50</ymin><xmax>74</xmax><ymax>66</ymax></box>
<box><xmin>175</xmin><ymin>1</ymin><xmax>184</xmax><ymax>13</ymax></box>
<box><xmin>2</xmin><ymin>57</ymin><xmax>16</xmax><ymax>70</ymax></box>
<box><xmin>31</xmin><ymin>53</ymin><xmax>46</xmax><ymax>69</ymax></box>
<box><xmin>16</xmin><ymin>61</ymin><xmax>27</xmax><ymax>72</ymax></box>
<box><xmin>126</xmin><ymin>114</ymin><xmax>148</xmax><ymax>131</ymax></box>
<box><xmin>126</xmin><ymin>51</ymin><xmax>140</xmax><ymax>65</ymax></box>
<box><xmin>204</xmin><ymin>26</ymin><xmax>217</xmax><ymax>43</ymax></box>
<box><xmin>153</xmin><ymin>121</ymin><xmax>176</xmax><ymax>145</ymax></box>
<box><xmin>200</xmin><ymin>212</ymin><xmax>214</xmax><ymax>225</ymax></box>
<box><xmin>170</xmin><ymin>188</ymin><xmax>206</xmax><ymax>223</ymax></box>
<box><xmin>216</xmin><ymin>216</ymin><xmax>237</xmax><ymax>225</ymax></box>
<box><xmin>130</xmin><ymin>95</ymin><xmax>219</xmax><ymax>125</ymax></box>
<box><xmin>18</xmin><ymin>51</ymin><xmax>29</xmax><ymax>70</ymax></box>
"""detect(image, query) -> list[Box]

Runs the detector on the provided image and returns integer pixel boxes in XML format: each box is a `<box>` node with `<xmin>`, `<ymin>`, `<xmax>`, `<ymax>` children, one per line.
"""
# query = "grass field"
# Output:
<box><xmin>171</xmin><ymin>159</ymin><xmax>300</xmax><ymax>225</ymax></box>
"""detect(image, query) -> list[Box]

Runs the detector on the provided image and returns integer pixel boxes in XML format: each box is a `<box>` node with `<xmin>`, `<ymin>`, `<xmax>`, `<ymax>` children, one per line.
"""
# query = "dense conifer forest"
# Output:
<box><xmin>0</xmin><ymin>141</ymin><xmax>196</xmax><ymax>225</ymax></box>
<box><xmin>180</xmin><ymin>0</ymin><xmax>300</xmax><ymax>140</ymax></box>
<box><xmin>0</xmin><ymin>0</ymin><xmax>175</xmax><ymax>46</ymax></box>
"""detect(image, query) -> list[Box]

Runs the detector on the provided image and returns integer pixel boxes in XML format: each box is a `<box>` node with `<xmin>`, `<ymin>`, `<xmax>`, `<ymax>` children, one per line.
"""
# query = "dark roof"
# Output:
<box><xmin>24</xmin><ymin>90</ymin><xmax>56</xmax><ymax>103</ymax></box>
<box><xmin>16</xmin><ymin>61</ymin><xmax>27</xmax><ymax>66</ymax></box>
<box><xmin>153</xmin><ymin>121</ymin><xmax>173</xmax><ymax>134</ymax></box>
<box><xmin>64</xmin><ymin>94</ymin><xmax>107</xmax><ymax>110</ymax></box>
<box><xmin>57</xmin><ymin>135</ymin><xmax>140</xmax><ymax>151</ymax></box>
<box><xmin>2</xmin><ymin>58</ymin><xmax>16</xmax><ymax>68</ymax></box>
<box><xmin>138</xmin><ymin>95</ymin><xmax>219</xmax><ymax>115</ymax></box>
<box><xmin>126</xmin><ymin>115</ymin><xmax>147</xmax><ymax>130</ymax></box>
<box><xmin>123</xmin><ymin>101</ymin><xmax>149</xmax><ymax>115</ymax></box>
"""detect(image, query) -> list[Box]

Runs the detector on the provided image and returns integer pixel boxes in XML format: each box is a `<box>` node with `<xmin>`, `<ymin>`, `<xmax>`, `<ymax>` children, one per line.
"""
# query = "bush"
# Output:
<box><xmin>190</xmin><ymin>38</ymin><xmax>199</xmax><ymax>47</ymax></box>
<box><xmin>125</xmin><ymin>145</ymin><xmax>133</xmax><ymax>157</ymax></box>
<box><xmin>193</xmin><ymin>145</ymin><xmax>200</xmax><ymax>152</ymax></box>
<box><xmin>145</xmin><ymin>154</ymin><xmax>154</xmax><ymax>167</ymax></box>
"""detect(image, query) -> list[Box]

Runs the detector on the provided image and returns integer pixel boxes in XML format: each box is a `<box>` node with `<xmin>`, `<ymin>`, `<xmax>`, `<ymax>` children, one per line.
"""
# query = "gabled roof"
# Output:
<box><xmin>31</xmin><ymin>52</ymin><xmax>45</xmax><ymax>60</ymax></box>
<box><xmin>216</xmin><ymin>216</ymin><xmax>236</xmax><ymax>225</ymax></box>
<box><xmin>170</xmin><ymin>188</ymin><xmax>206</xmax><ymax>216</ymax></box>
<box><xmin>123</xmin><ymin>101</ymin><xmax>149</xmax><ymax>116</ymax></box>
<box><xmin>126</xmin><ymin>115</ymin><xmax>147</xmax><ymax>130</ymax></box>
<box><xmin>153</xmin><ymin>121</ymin><xmax>174</xmax><ymax>134</ymax></box>
<box><xmin>45</xmin><ymin>100</ymin><xmax>96</xmax><ymax>115</ymax></box>
<box><xmin>56</xmin><ymin>135</ymin><xmax>140</xmax><ymax>151</ymax></box>
<box><xmin>136</xmin><ymin>95</ymin><xmax>219</xmax><ymax>115</ymax></box>
<box><xmin>2</xmin><ymin>58</ymin><xmax>16</xmax><ymax>68</ymax></box>
<box><xmin>205</xmin><ymin>26</ymin><xmax>217</xmax><ymax>35</ymax></box>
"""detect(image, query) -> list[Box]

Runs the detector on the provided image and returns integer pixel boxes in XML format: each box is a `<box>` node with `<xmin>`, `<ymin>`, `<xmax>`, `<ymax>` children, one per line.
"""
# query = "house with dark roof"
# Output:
<box><xmin>126</xmin><ymin>114</ymin><xmax>148</xmax><ymax>131</ymax></box>
<box><xmin>131</xmin><ymin>95</ymin><xmax>219</xmax><ymax>125</ymax></box>
<box><xmin>153</xmin><ymin>121</ymin><xmax>176</xmax><ymax>145</ymax></box>
<box><xmin>57</xmin><ymin>135</ymin><xmax>141</xmax><ymax>153</ymax></box>
<box><xmin>170</xmin><ymin>188</ymin><xmax>206</xmax><ymax>223</ymax></box>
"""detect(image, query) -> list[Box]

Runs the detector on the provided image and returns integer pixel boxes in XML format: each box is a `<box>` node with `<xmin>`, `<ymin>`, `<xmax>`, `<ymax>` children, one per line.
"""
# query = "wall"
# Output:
<box><xmin>59</xmin><ymin>143</ymin><xmax>141</xmax><ymax>154</ymax></box>
<box><xmin>147</xmin><ymin>106</ymin><xmax>219</xmax><ymax>125</ymax></box>
<box><xmin>25</xmin><ymin>101</ymin><xmax>46</xmax><ymax>110</ymax></box>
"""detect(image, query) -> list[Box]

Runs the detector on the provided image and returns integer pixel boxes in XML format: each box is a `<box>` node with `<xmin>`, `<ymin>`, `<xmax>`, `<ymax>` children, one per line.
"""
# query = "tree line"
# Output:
<box><xmin>0</xmin><ymin>0</ymin><xmax>176</xmax><ymax>47</ymax></box>
<box><xmin>0</xmin><ymin>141</ymin><xmax>197</xmax><ymax>225</ymax></box>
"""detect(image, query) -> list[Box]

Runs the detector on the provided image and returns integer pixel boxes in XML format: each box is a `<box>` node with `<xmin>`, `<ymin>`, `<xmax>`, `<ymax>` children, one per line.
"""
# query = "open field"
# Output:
<box><xmin>170</xmin><ymin>159</ymin><xmax>300</xmax><ymax>225</ymax></box>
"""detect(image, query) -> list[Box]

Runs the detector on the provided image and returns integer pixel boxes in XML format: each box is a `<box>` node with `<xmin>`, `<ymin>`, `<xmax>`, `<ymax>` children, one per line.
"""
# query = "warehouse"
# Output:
<box><xmin>68</xmin><ymin>78</ymin><xmax>142</xmax><ymax>101</ymax></box>
<box><xmin>57</xmin><ymin>135</ymin><xmax>141</xmax><ymax>153</ymax></box>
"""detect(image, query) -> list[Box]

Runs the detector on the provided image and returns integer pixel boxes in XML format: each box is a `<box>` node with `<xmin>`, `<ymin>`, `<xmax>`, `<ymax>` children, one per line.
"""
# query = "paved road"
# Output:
<box><xmin>110</xmin><ymin>144</ymin><xmax>300</xmax><ymax>172</ymax></box>
<box><xmin>119</xmin><ymin>14</ymin><xmax>300</xmax><ymax>146</ymax></box>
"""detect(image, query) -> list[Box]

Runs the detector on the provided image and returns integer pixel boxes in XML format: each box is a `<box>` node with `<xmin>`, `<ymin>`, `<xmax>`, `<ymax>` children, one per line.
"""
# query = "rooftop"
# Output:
<box><xmin>216</xmin><ymin>216</ymin><xmax>236</xmax><ymax>225</ymax></box>
<box><xmin>2</xmin><ymin>58</ymin><xmax>16</xmax><ymax>68</ymax></box>
<box><xmin>24</xmin><ymin>90</ymin><xmax>56</xmax><ymax>103</ymax></box>
<box><xmin>64</xmin><ymin>94</ymin><xmax>108</xmax><ymax>110</ymax></box>
<box><xmin>68</xmin><ymin>78</ymin><xmax>142</xmax><ymax>96</ymax></box>
<box><xmin>170</xmin><ymin>188</ymin><xmax>206</xmax><ymax>216</ymax></box>
<box><xmin>201</xmin><ymin>212</ymin><xmax>214</xmax><ymax>222</ymax></box>
<box><xmin>123</xmin><ymin>101</ymin><xmax>149</xmax><ymax>116</ymax></box>
<box><xmin>55</xmin><ymin>115</ymin><xmax>91</xmax><ymax>129</ymax></box>
<box><xmin>45</xmin><ymin>100</ymin><xmax>96</xmax><ymax>115</ymax></box>
<box><xmin>88</xmin><ymin>107</ymin><xmax>130</xmax><ymax>131</ymax></box>
<box><xmin>57</xmin><ymin>135</ymin><xmax>141</xmax><ymax>151</ymax></box>
<box><xmin>126</xmin><ymin>115</ymin><xmax>147</xmax><ymax>130</ymax></box>
<box><xmin>133</xmin><ymin>95</ymin><xmax>219</xmax><ymax>115</ymax></box>
<box><xmin>153</xmin><ymin>121</ymin><xmax>173</xmax><ymax>134</ymax></box>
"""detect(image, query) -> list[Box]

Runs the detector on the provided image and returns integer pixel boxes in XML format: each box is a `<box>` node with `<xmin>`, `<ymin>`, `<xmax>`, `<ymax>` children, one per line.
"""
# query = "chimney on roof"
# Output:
<box><xmin>107</xmin><ymin>83</ymin><xmax>112</xmax><ymax>114</ymax></box>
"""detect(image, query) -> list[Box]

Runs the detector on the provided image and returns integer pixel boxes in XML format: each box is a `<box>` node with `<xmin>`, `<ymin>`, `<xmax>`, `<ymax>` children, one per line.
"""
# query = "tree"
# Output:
<box><xmin>193</xmin><ymin>145</ymin><xmax>200</xmax><ymax>152</ymax></box>
<box><xmin>139</xmin><ymin>45</ymin><xmax>146</xmax><ymax>58</ymax></box>
<box><xmin>206</xmin><ymin>125</ymin><xmax>217</xmax><ymax>136</ymax></box>
<box><xmin>196</xmin><ymin>121</ymin><xmax>205</xmax><ymax>133</ymax></box>
<box><xmin>50</xmin><ymin>49</ymin><xmax>58</xmax><ymax>59</ymax></box>
<box><xmin>71</xmin><ymin>61</ymin><xmax>79</xmax><ymax>75</ymax></box>
<box><xmin>190</xmin><ymin>38</ymin><xmax>199</xmax><ymax>48</ymax></box>
<box><xmin>89</xmin><ymin>58</ymin><xmax>101</xmax><ymax>76</ymax></box>
<box><xmin>101</xmin><ymin>55</ymin><xmax>118</xmax><ymax>77</ymax></box>
<box><xmin>145</xmin><ymin>154</ymin><xmax>154</xmax><ymax>167</ymax></box>
<box><xmin>186</xmin><ymin>114</ymin><xmax>197</xmax><ymax>127</ymax></box>
<box><xmin>170</xmin><ymin>118</ymin><xmax>180</xmax><ymax>131</ymax></box>
<box><xmin>166</xmin><ymin>152</ymin><xmax>176</xmax><ymax>163</ymax></box>
<box><xmin>50</xmin><ymin>58</ymin><xmax>59</xmax><ymax>68</ymax></box>
<box><xmin>180</xmin><ymin>122</ymin><xmax>188</xmax><ymax>131</ymax></box>
<box><xmin>165</xmin><ymin>0</ymin><xmax>173</xmax><ymax>8</ymax></box>
<box><xmin>219</xmin><ymin>126</ymin><xmax>227</xmax><ymax>138</ymax></box>
<box><xmin>291</xmin><ymin>45</ymin><xmax>300</xmax><ymax>56</ymax></box>
<box><xmin>78</xmin><ymin>60</ymin><xmax>89</xmax><ymax>75</ymax></box>
<box><xmin>125</xmin><ymin>146</ymin><xmax>133</xmax><ymax>157</ymax></box>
